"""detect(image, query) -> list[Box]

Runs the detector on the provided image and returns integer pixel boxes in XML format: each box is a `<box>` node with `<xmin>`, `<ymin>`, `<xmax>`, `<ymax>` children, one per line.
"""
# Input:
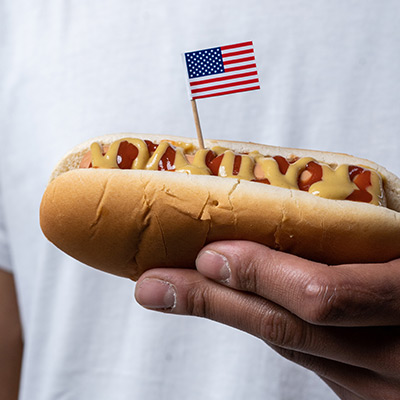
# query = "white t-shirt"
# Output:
<box><xmin>1</xmin><ymin>1</ymin><xmax>399</xmax><ymax>399</ymax></box>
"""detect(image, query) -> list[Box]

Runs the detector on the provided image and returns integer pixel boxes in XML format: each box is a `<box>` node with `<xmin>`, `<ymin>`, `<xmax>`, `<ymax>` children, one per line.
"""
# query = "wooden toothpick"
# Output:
<box><xmin>191</xmin><ymin>98</ymin><xmax>205</xmax><ymax>149</ymax></box>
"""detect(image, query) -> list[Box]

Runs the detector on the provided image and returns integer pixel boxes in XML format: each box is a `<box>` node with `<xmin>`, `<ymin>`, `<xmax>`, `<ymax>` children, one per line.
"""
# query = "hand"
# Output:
<box><xmin>135</xmin><ymin>241</ymin><xmax>400</xmax><ymax>400</ymax></box>
<box><xmin>0</xmin><ymin>269</ymin><xmax>23</xmax><ymax>400</ymax></box>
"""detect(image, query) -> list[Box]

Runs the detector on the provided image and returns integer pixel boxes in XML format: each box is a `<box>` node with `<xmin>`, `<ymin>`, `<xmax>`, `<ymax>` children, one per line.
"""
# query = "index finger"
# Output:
<box><xmin>195</xmin><ymin>241</ymin><xmax>400</xmax><ymax>327</ymax></box>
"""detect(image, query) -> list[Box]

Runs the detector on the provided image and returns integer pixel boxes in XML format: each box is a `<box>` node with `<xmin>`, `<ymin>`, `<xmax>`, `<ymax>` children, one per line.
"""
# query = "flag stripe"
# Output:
<box><xmin>191</xmin><ymin>78</ymin><xmax>260</xmax><ymax>94</ymax></box>
<box><xmin>222</xmin><ymin>49</ymin><xmax>254</xmax><ymax>58</ymax></box>
<box><xmin>191</xmin><ymin>75</ymin><xmax>259</xmax><ymax>91</ymax></box>
<box><xmin>224</xmin><ymin>63</ymin><xmax>257</xmax><ymax>73</ymax></box>
<box><xmin>220</xmin><ymin>41</ymin><xmax>253</xmax><ymax>51</ymax></box>
<box><xmin>223</xmin><ymin>56</ymin><xmax>255</xmax><ymax>65</ymax></box>
<box><xmin>192</xmin><ymin>82</ymin><xmax>261</xmax><ymax>99</ymax></box>
<box><xmin>188</xmin><ymin>65</ymin><xmax>257</xmax><ymax>84</ymax></box>
<box><xmin>193</xmin><ymin>85</ymin><xmax>260</xmax><ymax>100</ymax></box>
<box><xmin>189</xmin><ymin>71</ymin><xmax>258</xmax><ymax>87</ymax></box>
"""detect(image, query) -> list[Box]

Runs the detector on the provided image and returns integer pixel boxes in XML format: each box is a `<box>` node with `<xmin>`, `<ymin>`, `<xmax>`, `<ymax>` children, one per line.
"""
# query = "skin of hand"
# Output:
<box><xmin>0</xmin><ymin>269</ymin><xmax>23</xmax><ymax>400</ymax></box>
<box><xmin>135</xmin><ymin>240</ymin><xmax>400</xmax><ymax>400</ymax></box>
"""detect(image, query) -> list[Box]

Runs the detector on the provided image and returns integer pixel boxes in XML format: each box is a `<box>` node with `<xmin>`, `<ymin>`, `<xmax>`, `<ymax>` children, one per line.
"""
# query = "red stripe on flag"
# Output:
<box><xmin>223</xmin><ymin>56</ymin><xmax>255</xmax><ymax>65</ymax></box>
<box><xmin>193</xmin><ymin>85</ymin><xmax>261</xmax><ymax>100</ymax></box>
<box><xmin>220</xmin><ymin>41</ymin><xmax>253</xmax><ymax>51</ymax></box>
<box><xmin>191</xmin><ymin>78</ymin><xmax>260</xmax><ymax>94</ymax></box>
<box><xmin>222</xmin><ymin>49</ymin><xmax>254</xmax><ymax>58</ymax></box>
<box><xmin>224</xmin><ymin>63</ymin><xmax>257</xmax><ymax>73</ymax></box>
<box><xmin>189</xmin><ymin>71</ymin><xmax>258</xmax><ymax>87</ymax></box>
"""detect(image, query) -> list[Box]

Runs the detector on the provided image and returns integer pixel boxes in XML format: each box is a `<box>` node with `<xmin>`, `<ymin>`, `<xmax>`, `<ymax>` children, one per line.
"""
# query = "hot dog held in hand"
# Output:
<box><xmin>40</xmin><ymin>133</ymin><xmax>400</xmax><ymax>280</ymax></box>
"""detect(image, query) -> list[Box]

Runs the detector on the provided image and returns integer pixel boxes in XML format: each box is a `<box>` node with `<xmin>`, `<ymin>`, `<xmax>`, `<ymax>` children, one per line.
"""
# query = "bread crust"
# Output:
<box><xmin>40</xmin><ymin>134</ymin><xmax>400</xmax><ymax>280</ymax></box>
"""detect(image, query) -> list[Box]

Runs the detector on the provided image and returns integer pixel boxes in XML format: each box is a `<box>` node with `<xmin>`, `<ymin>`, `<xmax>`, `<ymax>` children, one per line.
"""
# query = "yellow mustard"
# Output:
<box><xmin>254</xmin><ymin>156</ymin><xmax>315</xmax><ymax>190</ymax></box>
<box><xmin>90</xmin><ymin>139</ymin><xmax>149</xmax><ymax>169</ymax></box>
<box><xmin>309</xmin><ymin>164</ymin><xmax>356</xmax><ymax>200</ymax></box>
<box><xmin>216</xmin><ymin>150</ymin><xmax>255</xmax><ymax>181</ymax></box>
<box><xmin>88</xmin><ymin>138</ymin><xmax>384</xmax><ymax>206</ymax></box>
<box><xmin>175</xmin><ymin>149</ymin><xmax>212</xmax><ymax>175</ymax></box>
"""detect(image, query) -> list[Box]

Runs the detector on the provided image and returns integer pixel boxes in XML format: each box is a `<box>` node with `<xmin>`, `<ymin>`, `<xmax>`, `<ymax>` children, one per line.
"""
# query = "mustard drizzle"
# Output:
<box><xmin>88</xmin><ymin>139</ymin><xmax>384</xmax><ymax>206</ymax></box>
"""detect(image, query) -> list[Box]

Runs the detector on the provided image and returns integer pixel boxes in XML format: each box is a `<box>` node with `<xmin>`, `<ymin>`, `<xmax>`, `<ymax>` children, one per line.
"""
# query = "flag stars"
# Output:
<box><xmin>185</xmin><ymin>47</ymin><xmax>225</xmax><ymax>79</ymax></box>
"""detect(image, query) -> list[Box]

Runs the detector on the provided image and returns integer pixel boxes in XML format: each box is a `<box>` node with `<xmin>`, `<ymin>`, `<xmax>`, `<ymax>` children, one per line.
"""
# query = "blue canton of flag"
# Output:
<box><xmin>185</xmin><ymin>47</ymin><xmax>225</xmax><ymax>79</ymax></box>
<box><xmin>184</xmin><ymin>41</ymin><xmax>260</xmax><ymax>100</ymax></box>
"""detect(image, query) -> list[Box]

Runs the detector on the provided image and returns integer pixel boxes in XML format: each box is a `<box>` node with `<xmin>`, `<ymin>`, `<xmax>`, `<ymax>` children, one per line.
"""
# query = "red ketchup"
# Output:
<box><xmin>117</xmin><ymin>141</ymin><xmax>139</xmax><ymax>169</ymax></box>
<box><xmin>273</xmin><ymin>156</ymin><xmax>300</xmax><ymax>175</ymax></box>
<box><xmin>207</xmin><ymin>153</ymin><xmax>223</xmax><ymax>175</ymax></box>
<box><xmin>273</xmin><ymin>156</ymin><xmax>290</xmax><ymax>174</ymax></box>
<box><xmin>205</xmin><ymin>150</ymin><xmax>217</xmax><ymax>169</ymax></box>
<box><xmin>253</xmin><ymin>178</ymin><xmax>271</xmax><ymax>184</ymax></box>
<box><xmin>116</xmin><ymin>140</ymin><xmax>176</xmax><ymax>171</ymax></box>
<box><xmin>158</xmin><ymin>145</ymin><xmax>176</xmax><ymax>171</ymax></box>
<box><xmin>233</xmin><ymin>155</ymin><xmax>242</xmax><ymax>175</ymax></box>
<box><xmin>145</xmin><ymin>140</ymin><xmax>158</xmax><ymax>153</ymax></box>
<box><xmin>298</xmin><ymin>161</ymin><xmax>323</xmax><ymax>191</ymax></box>
<box><xmin>346</xmin><ymin>166</ymin><xmax>373</xmax><ymax>203</ymax></box>
<box><xmin>207</xmin><ymin>153</ymin><xmax>242</xmax><ymax>176</ymax></box>
<box><xmin>145</xmin><ymin>140</ymin><xmax>176</xmax><ymax>171</ymax></box>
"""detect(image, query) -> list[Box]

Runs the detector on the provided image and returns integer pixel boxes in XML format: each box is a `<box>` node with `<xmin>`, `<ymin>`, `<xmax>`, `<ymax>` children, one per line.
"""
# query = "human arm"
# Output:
<box><xmin>0</xmin><ymin>269</ymin><xmax>23</xmax><ymax>400</ymax></box>
<box><xmin>135</xmin><ymin>240</ymin><xmax>400</xmax><ymax>399</ymax></box>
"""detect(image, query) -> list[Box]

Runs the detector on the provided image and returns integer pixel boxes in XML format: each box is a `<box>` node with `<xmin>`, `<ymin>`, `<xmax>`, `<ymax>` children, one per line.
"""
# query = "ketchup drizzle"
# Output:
<box><xmin>347</xmin><ymin>165</ymin><xmax>373</xmax><ymax>203</ymax></box>
<box><xmin>207</xmin><ymin>154</ymin><xmax>223</xmax><ymax>176</ymax></box>
<box><xmin>117</xmin><ymin>141</ymin><xmax>139</xmax><ymax>169</ymax></box>
<box><xmin>158</xmin><ymin>145</ymin><xmax>176</xmax><ymax>171</ymax></box>
<box><xmin>273</xmin><ymin>156</ymin><xmax>290</xmax><ymax>175</ymax></box>
<box><xmin>346</xmin><ymin>190</ymin><xmax>373</xmax><ymax>203</ymax></box>
<box><xmin>207</xmin><ymin>153</ymin><xmax>242</xmax><ymax>176</ymax></box>
<box><xmin>298</xmin><ymin>161</ymin><xmax>323</xmax><ymax>191</ymax></box>
<box><xmin>145</xmin><ymin>140</ymin><xmax>158</xmax><ymax>153</ymax></box>
<box><xmin>233</xmin><ymin>155</ymin><xmax>242</xmax><ymax>175</ymax></box>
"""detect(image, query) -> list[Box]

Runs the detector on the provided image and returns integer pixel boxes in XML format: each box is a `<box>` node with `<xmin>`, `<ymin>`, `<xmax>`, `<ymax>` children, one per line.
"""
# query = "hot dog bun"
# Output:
<box><xmin>40</xmin><ymin>133</ymin><xmax>400</xmax><ymax>280</ymax></box>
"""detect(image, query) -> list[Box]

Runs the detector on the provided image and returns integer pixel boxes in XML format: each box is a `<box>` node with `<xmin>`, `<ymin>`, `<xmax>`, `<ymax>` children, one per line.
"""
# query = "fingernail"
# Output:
<box><xmin>196</xmin><ymin>250</ymin><xmax>231</xmax><ymax>283</ymax></box>
<box><xmin>135</xmin><ymin>278</ymin><xmax>176</xmax><ymax>310</ymax></box>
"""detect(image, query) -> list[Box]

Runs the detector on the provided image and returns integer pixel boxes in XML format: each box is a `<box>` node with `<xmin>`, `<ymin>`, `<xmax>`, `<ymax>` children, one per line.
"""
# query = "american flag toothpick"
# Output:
<box><xmin>184</xmin><ymin>41</ymin><xmax>260</xmax><ymax>148</ymax></box>
<box><xmin>184</xmin><ymin>41</ymin><xmax>260</xmax><ymax>99</ymax></box>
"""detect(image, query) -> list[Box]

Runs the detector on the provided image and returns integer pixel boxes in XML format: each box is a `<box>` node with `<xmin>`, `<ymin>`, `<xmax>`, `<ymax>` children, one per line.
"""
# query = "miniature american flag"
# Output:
<box><xmin>184</xmin><ymin>41</ymin><xmax>260</xmax><ymax>100</ymax></box>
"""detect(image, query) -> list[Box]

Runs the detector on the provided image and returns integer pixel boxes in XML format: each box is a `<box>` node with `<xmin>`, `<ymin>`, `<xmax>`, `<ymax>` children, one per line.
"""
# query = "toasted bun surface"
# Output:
<box><xmin>40</xmin><ymin>134</ymin><xmax>400</xmax><ymax>280</ymax></box>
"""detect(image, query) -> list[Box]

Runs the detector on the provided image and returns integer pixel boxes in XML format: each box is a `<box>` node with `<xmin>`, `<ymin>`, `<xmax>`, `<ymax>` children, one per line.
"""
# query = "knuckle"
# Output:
<box><xmin>185</xmin><ymin>284</ymin><xmax>213</xmax><ymax>318</ymax></box>
<box><xmin>235</xmin><ymin>259</ymin><xmax>262</xmax><ymax>293</ymax></box>
<box><xmin>303</xmin><ymin>277</ymin><xmax>346</xmax><ymax>325</ymax></box>
<box><xmin>259</xmin><ymin>308</ymin><xmax>309</xmax><ymax>351</ymax></box>
<box><xmin>303</xmin><ymin>273</ymin><xmax>387</xmax><ymax>325</ymax></box>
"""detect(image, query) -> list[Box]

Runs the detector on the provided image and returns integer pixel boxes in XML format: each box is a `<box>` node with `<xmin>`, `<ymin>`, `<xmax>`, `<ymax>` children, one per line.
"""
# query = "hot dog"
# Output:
<box><xmin>40</xmin><ymin>133</ymin><xmax>400</xmax><ymax>280</ymax></box>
